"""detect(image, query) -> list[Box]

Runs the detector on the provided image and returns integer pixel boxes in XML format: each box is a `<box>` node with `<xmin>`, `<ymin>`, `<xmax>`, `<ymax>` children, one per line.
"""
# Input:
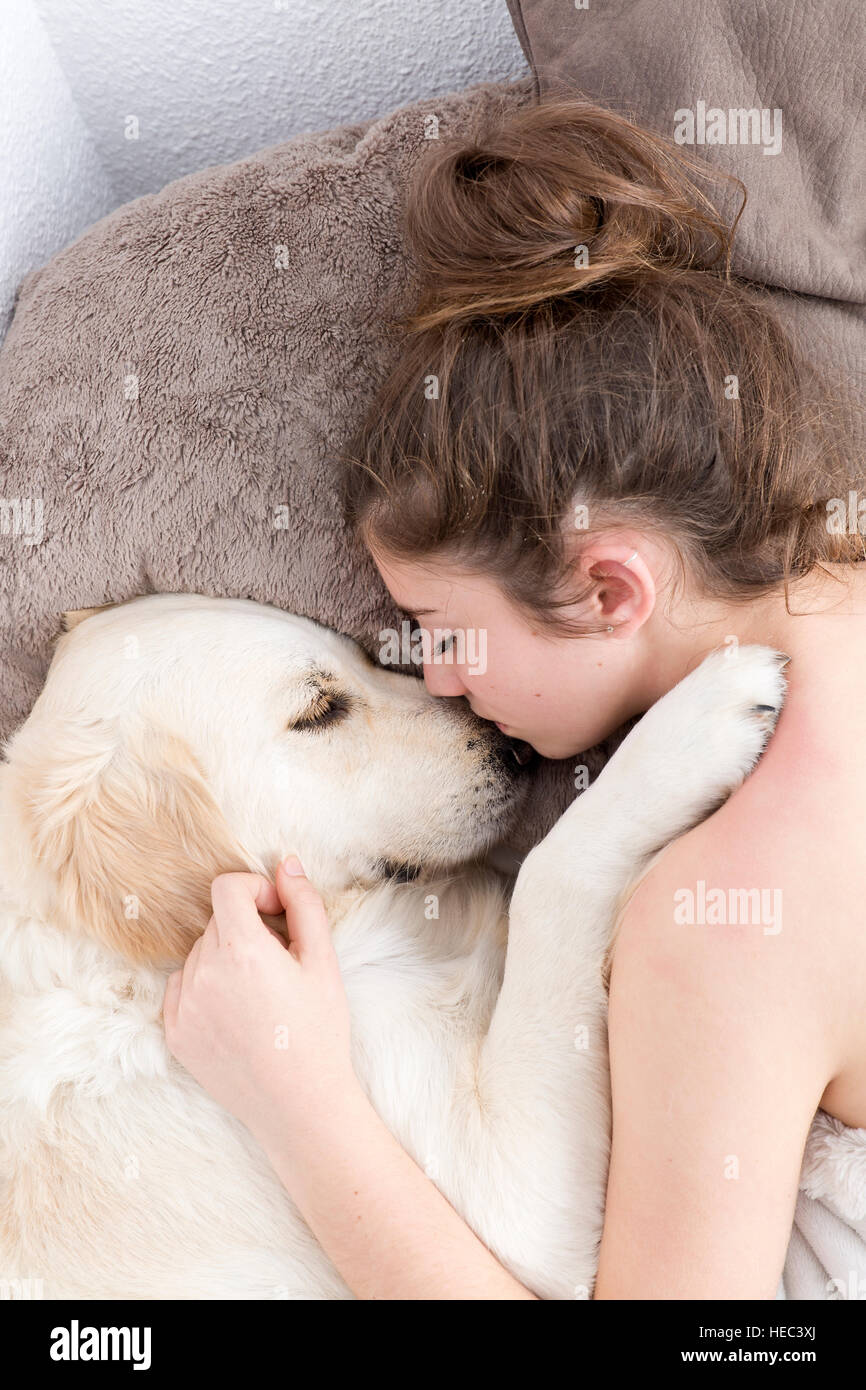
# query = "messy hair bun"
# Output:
<box><xmin>340</xmin><ymin>96</ymin><xmax>862</xmax><ymax>636</ymax></box>
<box><xmin>404</xmin><ymin>100</ymin><xmax>738</xmax><ymax>328</ymax></box>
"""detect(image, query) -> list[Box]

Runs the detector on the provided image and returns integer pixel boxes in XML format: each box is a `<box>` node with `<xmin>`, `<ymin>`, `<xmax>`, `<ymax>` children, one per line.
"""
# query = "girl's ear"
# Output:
<box><xmin>7</xmin><ymin>719</ymin><xmax>251</xmax><ymax>967</ymax></box>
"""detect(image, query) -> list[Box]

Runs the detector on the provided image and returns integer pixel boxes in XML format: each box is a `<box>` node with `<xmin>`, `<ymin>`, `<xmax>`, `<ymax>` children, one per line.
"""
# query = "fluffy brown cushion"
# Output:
<box><xmin>0</xmin><ymin>75</ymin><xmax>600</xmax><ymax>856</ymax></box>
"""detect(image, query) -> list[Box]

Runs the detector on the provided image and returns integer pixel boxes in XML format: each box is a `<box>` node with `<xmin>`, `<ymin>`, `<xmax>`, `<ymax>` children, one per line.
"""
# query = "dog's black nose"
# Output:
<box><xmin>496</xmin><ymin>735</ymin><xmax>537</xmax><ymax>771</ymax></box>
<box><xmin>508</xmin><ymin>737</ymin><xmax>536</xmax><ymax>767</ymax></box>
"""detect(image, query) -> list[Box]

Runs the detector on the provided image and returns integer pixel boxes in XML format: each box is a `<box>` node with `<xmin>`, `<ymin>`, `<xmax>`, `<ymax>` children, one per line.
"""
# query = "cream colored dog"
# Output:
<box><xmin>0</xmin><ymin>593</ymin><xmax>785</xmax><ymax>1299</ymax></box>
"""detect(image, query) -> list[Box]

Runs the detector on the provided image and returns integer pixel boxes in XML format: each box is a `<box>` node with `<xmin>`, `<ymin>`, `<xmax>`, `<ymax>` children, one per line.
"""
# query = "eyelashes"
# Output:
<box><xmin>403</xmin><ymin>616</ymin><xmax>458</xmax><ymax>661</ymax></box>
<box><xmin>288</xmin><ymin>689</ymin><xmax>353</xmax><ymax>732</ymax></box>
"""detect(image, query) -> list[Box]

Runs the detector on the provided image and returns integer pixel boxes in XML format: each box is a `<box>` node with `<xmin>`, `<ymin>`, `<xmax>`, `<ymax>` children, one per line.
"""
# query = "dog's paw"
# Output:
<box><xmin>601</xmin><ymin>644</ymin><xmax>789</xmax><ymax>848</ymax></box>
<box><xmin>515</xmin><ymin>644</ymin><xmax>788</xmax><ymax>900</ymax></box>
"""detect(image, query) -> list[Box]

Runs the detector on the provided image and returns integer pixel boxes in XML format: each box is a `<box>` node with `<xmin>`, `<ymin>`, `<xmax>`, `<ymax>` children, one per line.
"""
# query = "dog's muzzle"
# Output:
<box><xmin>503</xmin><ymin>736</ymin><xmax>536</xmax><ymax>768</ymax></box>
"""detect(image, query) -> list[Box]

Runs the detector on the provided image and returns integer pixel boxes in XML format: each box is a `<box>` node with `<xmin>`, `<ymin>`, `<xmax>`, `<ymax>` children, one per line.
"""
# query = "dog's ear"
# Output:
<box><xmin>8</xmin><ymin>719</ymin><xmax>251</xmax><ymax>966</ymax></box>
<box><xmin>61</xmin><ymin>604</ymin><xmax>117</xmax><ymax>632</ymax></box>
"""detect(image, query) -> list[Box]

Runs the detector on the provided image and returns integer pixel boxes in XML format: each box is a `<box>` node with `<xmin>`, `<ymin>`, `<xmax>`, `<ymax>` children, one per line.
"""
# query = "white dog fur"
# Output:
<box><xmin>0</xmin><ymin>593</ymin><xmax>786</xmax><ymax>1299</ymax></box>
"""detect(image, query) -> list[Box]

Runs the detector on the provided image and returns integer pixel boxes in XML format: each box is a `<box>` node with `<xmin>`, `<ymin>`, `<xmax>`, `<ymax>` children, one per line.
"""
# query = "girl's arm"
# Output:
<box><xmin>260</xmin><ymin>1078</ymin><xmax>537</xmax><ymax>1300</ymax></box>
<box><xmin>594</xmin><ymin>815</ymin><xmax>837</xmax><ymax>1300</ymax></box>
<box><xmin>163</xmin><ymin>862</ymin><xmax>537</xmax><ymax>1301</ymax></box>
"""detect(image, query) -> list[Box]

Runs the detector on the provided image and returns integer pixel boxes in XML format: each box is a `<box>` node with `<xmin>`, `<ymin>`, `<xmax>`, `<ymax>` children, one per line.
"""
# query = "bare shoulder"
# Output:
<box><xmin>609</xmin><ymin>692</ymin><xmax>862</xmax><ymax>1078</ymax></box>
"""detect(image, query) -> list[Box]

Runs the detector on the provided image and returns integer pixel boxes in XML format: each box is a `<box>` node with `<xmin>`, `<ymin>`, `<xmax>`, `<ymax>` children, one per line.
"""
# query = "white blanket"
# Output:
<box><xmin>779</xmin><ymin>1110</ymin><xmax>866</xmax><ymax>1300</ymax></box>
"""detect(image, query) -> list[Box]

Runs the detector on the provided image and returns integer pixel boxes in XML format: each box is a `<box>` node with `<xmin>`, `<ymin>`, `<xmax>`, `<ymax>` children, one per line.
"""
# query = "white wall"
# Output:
<box><xmin>1</xmin><ymin>0</ymin><xmax>527</xmax><ymax>338</ymax></box>
<box><xmin>0</xmin><ymin>0</ymin><xmax>116</xmax><ymax>339</ymax></box>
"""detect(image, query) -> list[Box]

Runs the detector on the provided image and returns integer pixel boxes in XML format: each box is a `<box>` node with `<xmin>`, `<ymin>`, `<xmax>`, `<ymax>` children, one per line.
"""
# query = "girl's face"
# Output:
<box><xmin>370</xmin><ymin>544</ymin><xmax>661</xmax><ymax>759</ymax></box>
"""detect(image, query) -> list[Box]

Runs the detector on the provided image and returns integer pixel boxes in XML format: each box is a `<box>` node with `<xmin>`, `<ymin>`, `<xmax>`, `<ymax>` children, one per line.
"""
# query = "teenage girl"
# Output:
<box><xmin>163</xmin><ymin>99</ymin><xmax>866</xmax><ymax>1298</ymax></box>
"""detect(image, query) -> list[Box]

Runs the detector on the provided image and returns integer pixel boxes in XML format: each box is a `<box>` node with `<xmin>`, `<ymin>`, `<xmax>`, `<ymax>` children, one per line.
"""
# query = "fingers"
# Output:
<box><xmin>183</xmin><ymin>920</ymin><xmax>210</xmax><ymax>979</ymax></box>
<box><xmin>276</xmin><ymin>856</ymin><xmax>332</xmax><ymax>960</ymax></box>
<box><xmin>210</xmin><ymin>872</ymin><xmax>284</xmax><ymax>945</ymax></box>
<box><xmin>163</xmin><ymin>966</ymin><xmax>182</xmax><ymax>1029</ymax></box>
<box><xmin>206</xmin><ymin>865</ymin><xmax>331</xmax><ymax>961</ymax></box>
<box><xmin>163</xmin><ymin>922</ymin><xmax>208</xmax><ymax>1026</ymax></box>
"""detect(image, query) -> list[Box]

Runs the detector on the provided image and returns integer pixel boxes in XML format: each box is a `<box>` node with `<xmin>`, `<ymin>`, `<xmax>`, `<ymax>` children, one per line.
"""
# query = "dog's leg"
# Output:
<box><xmin>455</xmin><ymin>645</ymin><xmax>788</xmax><ymax>1297</ymax></box>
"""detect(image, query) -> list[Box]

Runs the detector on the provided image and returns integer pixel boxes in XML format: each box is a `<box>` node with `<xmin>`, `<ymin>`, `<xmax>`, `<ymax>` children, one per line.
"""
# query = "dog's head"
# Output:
<box><xmin>0</xmin><ymin>594</ymin><xmax>533</xmax><ymax>967</ymax></box>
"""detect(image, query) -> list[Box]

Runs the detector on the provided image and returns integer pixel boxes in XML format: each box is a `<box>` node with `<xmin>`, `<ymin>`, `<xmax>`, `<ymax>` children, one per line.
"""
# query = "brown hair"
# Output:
<box><xmin>338</xmin><ymin>97</ymin><xmax>862</xmax><ymax>636</ymax></box>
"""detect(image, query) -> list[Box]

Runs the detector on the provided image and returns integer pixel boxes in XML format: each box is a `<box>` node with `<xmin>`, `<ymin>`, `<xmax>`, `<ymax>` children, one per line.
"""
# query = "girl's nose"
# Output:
<box><xmin>422</xmin><ymin>660</ymin><xmax>468</xmax><ymax>698</ymax></box>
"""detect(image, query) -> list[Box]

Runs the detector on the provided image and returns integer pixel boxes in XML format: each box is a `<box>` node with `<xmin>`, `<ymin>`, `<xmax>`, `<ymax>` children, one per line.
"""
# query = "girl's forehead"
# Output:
<box><xmin>371</xmin><ymin>550</ymin><xmax>448</xmax><ymax>598</ymax></box>
<box><xmin>374</xmin><ymin>555</ymin><xmax>499</xmax><ymax>613</ymax></box>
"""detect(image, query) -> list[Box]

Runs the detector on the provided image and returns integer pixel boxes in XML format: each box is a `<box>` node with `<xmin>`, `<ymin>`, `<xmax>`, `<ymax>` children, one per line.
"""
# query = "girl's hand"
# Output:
<box><xmin>163</xmin><ymin>858</ymin><xmax>358</xmax><ymax>1152</ymax></box>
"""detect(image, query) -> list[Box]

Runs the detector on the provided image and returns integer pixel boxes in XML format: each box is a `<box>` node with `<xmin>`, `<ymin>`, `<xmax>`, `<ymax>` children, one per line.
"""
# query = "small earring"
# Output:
<box><xmin>606</xmin><ymin>624</ymin><xmax>614</xmax><ymax>633</ymax></box>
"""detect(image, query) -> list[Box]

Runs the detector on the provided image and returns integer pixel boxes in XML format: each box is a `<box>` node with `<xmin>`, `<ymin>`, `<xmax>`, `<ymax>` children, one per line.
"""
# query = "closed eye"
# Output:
<box><xmin>288</xmin><ymin>689</ymin><xmax>353</xmax><ymax>732</ymax></box>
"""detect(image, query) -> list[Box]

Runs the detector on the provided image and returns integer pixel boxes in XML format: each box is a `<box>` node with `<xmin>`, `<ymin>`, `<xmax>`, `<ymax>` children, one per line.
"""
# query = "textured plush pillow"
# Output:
<box><xmin>506</xmin><ymin>0</ymin><xmax>866</xmax><ymax>424</ymax></box>
<box><xmin>0</xmin><ymin>74</ymin><xmax>612</xmax><ymax>857</ymax></box>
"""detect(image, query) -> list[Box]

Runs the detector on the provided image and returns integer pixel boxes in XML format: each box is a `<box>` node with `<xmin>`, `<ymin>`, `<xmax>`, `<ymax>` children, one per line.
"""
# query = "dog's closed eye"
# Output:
<box><xmin>289</xmin><ymin>689</ymin><xmax>353</xmax><ymax>732</ymax></box>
